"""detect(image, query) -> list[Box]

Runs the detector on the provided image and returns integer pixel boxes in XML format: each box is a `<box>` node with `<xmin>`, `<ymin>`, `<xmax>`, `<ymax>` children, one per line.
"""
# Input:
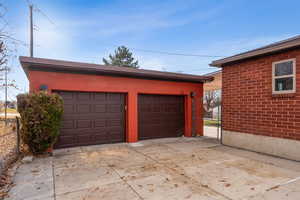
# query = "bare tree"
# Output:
<box><xmin>203</xmin><ymin>90</ymin><xmax>221</xmax><ymax>112</ymax></box>
<box><xmin>0</xmin><ymin>3</ymin><xmax>20</xmax><ymax>78</ymax></box>
<box><xmin>0</xmin><ymin>3</ymin><xmax>19</xmax><ymax>113</ymax></box>
<box><xmin>0</xmin><ymin>40</ymin><xmax>7</xmax><ymax>66</ymax></box>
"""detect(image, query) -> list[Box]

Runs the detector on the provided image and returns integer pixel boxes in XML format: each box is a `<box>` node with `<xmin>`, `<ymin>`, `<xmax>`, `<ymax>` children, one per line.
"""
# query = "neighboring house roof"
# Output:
<box><xmin>203</xmin><ymin>70</ymin><xmax>222</xmax><ymax>76</ymax></box>
<box><xmin>210</xmin><ymin>35</ymin><xmax>300</xmax><ymax>67</ymax></box>
<box><xmin>203</xmin><ymin>70</ymin><xmax>222</xmax><ymax>91</ymax></box>
<box><xmin>20</xmin><ymin>56</ymin><xmax>213</xmax><ymax>83</ymax></box>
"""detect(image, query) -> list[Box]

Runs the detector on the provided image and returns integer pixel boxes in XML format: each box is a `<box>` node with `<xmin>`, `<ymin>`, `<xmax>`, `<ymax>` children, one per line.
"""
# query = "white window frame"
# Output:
<box><xmin>272</xmin><ymin>58</ymin><xmax>296</xmax><ymax>94</ymax></box>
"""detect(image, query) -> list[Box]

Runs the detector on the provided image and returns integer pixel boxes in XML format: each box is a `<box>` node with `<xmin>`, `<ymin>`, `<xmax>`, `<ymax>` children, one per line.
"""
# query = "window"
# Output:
<box><xmin>272</xmin><ymin>58</ymin><xmax>296</xmax><ymax>94</ymax></box>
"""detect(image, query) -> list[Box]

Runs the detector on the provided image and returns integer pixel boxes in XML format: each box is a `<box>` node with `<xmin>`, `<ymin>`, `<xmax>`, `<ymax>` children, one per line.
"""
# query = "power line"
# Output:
<box><xmin>22</xmin><ymin>0</ymin><xmax>56</xmax><ymax>56</ymax></box>
<box><xmin>101</xmin><ymin>42</ymin><xmax>226</xmax><ymax>57</ymax></box>
<box><xmin>21</xmin><ymin>0</ymin><xmax>226</xmax><ymax>59</ymax></box>
<box><xmin>138</xmin><ymin>64</ymin><xmax>215</xmax><ymax>74</ymax></box>
<box><xmin>34</xmin><ymin>7</ymin><xmax>56</xmax><ymax>26</ymax></box>
<box><xmin>21</xmin><ymin>0</ymin><xmax>225</xmax><ymax>58</ymax></box>
<box><xmin>130</xmin><ymin>48</ymin><xmax>225</xmax><ymax>58</ymax></box>
<box><xmin>23</xmin><ymin>0</ymin><xmax>57</xmax><ymax>27</ymax></box>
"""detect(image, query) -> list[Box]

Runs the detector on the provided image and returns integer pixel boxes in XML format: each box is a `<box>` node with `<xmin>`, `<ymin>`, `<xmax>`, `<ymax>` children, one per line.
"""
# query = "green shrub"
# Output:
<box><xmin>17</xmin><ymin>92</ymin><xmax>64</xmax><ymax>154</ymax></box>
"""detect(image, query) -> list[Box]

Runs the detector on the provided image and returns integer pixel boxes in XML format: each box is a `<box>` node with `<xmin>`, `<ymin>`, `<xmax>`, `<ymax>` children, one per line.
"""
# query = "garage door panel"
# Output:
<box><xmin>94</xmin><ymin>104</ymin><xmax>106</xmax><ymax>113</ymax></box>
<box><xmin>94</xmin><ymin>120</ymin><xmax>105</xmax><ymax>127</ymax></box>
<box><xmin>54</xmin><ymin>91</ymin><xmax>125</xmax><ymax>148</ymax></box>
<box><xmin>107</xmin><ymin>104</ymin><xmax>124</xmax><ymax>112</ymax></box>
<box><xmin>140</xmin><ymin>118</ymin><xmax>160</xmax><ymax>125</ymax></box>
<box><xmin>71</xmin><ymin>124</ymin><xmax>124</xmax><ymax>133</ymax></box>
<box><xmin>109</xmin><ymin>131</ymin><xmax>125</xmax><ymax>138</ymax></box>
<box><xmin>106</xmin><ymin>119</ymin><xmax>123</xmax><ymax>127</ymax></box>
<box><xmin>106</xmin><ymin>113</ymin><xmax>124</xmax><ymax>119</ymax></box>
<box><xmin>106</xmin><ymin>126</ymin><xmax>124</xmax><ymax>132</ymax></box>
<box><xmin>76</xmin><ymin>134</ymin><xmax>93</xmax><ymax>144</ymax></box>
<box><xmin>76</xmin><ymin>120</ymin><xmax>93</xmax><ymax>128</ymax></box>
<box><xmin>139</xmin><ymin>105</ymin><xmax>150</xmax><ymax>112</ymax></box>
<box><xmin>138</xmin><ymin>94</ymin><xmax>184</xmax><ymax>140</ymax></box>
<box><xmin>61</xmin><ymin>120</ymin><xmax>74</xmax><ymax>129</ymax></box>
<box><xmin>94</xmin><ymin>93</ymin><xmax>106</xmax><ymax>100</ymax></box>
<box><xmin>63</xmin><ymin>104</ymin><xmax>75</xmax><ymax>114</ymax></box>
<box><xmin>57</xmin><ymin>136</ymin><xmax>77</xmax><ymax>148</ymax></box>
<box><xmin>93</xmin><ymin>134</ymin><xmax>108</xmax><ymax>142</ymax></box>
<box><xmin>110</xmin><ymin>135</ymin><xmax>124</xmax><ymax>142</ymax></box>
<box><xmin>58</xmin><ymin>130</ymin><xmax>75</xmax><ymax>136</ymax></box>
<box><xmin>70</xmin><ymin>113</ymin><xmax>107</xmax><ymax>117</ymax></box>
<box><xmin>77</xmin><ymin>92</ymin><xmax>91</xmax><ymax>100</ymax></box>
<box><xmin>107</xmin><ymin>93</ymin><xmax>123</xmax><ymax>101</ymax></box>
<box><xmin>93</xmin><ymin>129</ymin><xmax>108</xmax><ymax>135</ymax></box>
<box><xmin>59</xmin><ymin>92</ymin><xmax>74</xmax><ymax>100</ymax></box>
<box><xmin>77</xmin><ymin>104</ymin><xmax>91</xmax><ymax>113</ymax></box>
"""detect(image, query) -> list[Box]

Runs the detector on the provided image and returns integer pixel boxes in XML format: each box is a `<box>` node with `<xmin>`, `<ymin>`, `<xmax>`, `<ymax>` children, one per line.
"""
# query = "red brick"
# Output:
<box><xmin>222</xmin><ymin>48</ymin><xmax>300</xmax><ymax>141</ymax></box>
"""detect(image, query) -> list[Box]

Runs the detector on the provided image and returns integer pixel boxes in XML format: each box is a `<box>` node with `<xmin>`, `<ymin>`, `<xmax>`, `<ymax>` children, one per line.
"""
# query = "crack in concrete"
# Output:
<box><xmin>51</xmin><ymin>158</ymin><xmax>57</xmax><ymax>200</ymax></box>
<box><xmin>266</xmin><ymin>176</ymin><xmax>300</xmax><ymax>192</ymax></box>
<box><xmin>50</xmin><ymin>140</ymin><xmax>300</xmax><ymax>200</ymax></box>
<box><xmin>107</xmin><ymin>162</ymin><xmax>144</xmax><ymax>200</ymax></box>
<box><xmin>129</xmin><ymin>144</ymin><xmax>233</xmax><ymax>200</ymax></box>
<box><xmin>282</xmin><ymin>176</ymin><xmax>300</xmax><ymax>185</ymax></box>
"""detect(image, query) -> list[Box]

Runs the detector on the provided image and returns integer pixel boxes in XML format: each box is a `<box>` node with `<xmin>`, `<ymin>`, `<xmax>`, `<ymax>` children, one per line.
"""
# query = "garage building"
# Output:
<box><xmin>20</xmin><ymin>56</ymin><xmax>213</xmax><ymax>148</ymax></box>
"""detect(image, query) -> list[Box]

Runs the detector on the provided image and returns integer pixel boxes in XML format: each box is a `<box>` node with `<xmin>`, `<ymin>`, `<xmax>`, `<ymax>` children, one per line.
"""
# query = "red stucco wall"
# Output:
<box><xmin>28</xmin><ymin>70</ymin><xmax>204</xmax><ymax>142</ymax></box>
<box><xmin>222</xmin><ymin>48</ymin><xmax>300</xmax><ymax>141</ymax></box>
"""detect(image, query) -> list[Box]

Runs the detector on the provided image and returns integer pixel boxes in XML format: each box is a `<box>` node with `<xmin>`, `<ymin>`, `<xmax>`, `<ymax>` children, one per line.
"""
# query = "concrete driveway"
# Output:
<box><xmin>6</xmin><ymin>137</ymin><xmax>300</xmax><ymax>200</ymax></box>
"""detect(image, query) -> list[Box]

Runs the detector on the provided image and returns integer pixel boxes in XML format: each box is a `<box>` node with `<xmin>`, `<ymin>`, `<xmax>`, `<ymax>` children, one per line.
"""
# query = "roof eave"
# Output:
<box><xmin>19</xmin><ymin>57</ymin><xmax>30</xmax><ymax>78</ymax></box>
<box><xmin>20</xmin><ymin>56</ymin><xmax>213</xmax><ymax>83</ymax></box>
<box><xmin>209</xmin><ymin>62</ymin><xmax>222</xmax><ymax>68</ymax></box>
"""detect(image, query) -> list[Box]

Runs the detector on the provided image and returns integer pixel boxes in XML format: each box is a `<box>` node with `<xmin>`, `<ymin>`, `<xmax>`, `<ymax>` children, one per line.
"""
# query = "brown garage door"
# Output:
<box><xmin>138</xmin><ymin>94</ymin><xmax>185</xmax><ymax>140</ymax></box>
<box><xmin>54</xmin><ymin>91</ymin><xmax>125</xmax><ymax>148</ymax></box>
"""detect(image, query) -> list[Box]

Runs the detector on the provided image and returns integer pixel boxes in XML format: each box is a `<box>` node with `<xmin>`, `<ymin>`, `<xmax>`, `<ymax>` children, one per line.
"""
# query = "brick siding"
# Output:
<box><xmin>204</xmin><ymin>71</ymin><xmax>222</xmax><ymax>91</ymax></box>
<box><xmin>222</xmin><ymin>48</ymin><xmax>300</xmax><ymax>141</ymax></box>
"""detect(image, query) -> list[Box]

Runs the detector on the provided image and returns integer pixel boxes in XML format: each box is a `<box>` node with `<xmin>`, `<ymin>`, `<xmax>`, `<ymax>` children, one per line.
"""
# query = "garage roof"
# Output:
<box><xmin>20</xmin><ymin>56</ymin><xmax>213</xmax><ymax>83</ymax></box>
<box><xmin>210</xmin><ymin>35</ymin><xmax>300</xmax><ymax>67</ymax></box>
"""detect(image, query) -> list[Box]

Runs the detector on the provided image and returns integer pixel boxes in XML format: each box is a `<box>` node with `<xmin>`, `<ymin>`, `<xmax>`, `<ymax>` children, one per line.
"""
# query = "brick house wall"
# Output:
<box><xmin>222</xmin><ymin>47</ymin><xmax>300</xmax><ymax>141</ymax></box>
<box><xmin>204</xmin><ymin>71</ymin><xmax>222</xmax><ymax>92</ymax></box>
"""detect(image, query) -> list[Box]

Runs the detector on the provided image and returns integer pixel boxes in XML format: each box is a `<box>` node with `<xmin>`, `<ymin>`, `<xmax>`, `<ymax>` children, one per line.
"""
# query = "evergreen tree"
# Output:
<box><xmin>102</xmin><ymin>46</ymin><xmax>139</xmax><ymax>68</ymax></box>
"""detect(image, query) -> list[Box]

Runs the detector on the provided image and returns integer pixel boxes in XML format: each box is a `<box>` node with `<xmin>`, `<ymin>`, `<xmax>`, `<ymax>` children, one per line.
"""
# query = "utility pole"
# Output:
<box><xmin>4</xmin><ymin>65</ymin><xmax>7</xmax><ymax>126</ymax></box>
<box><xmin>29</xmin><ymin>4</ymin><xmax>33</xmax><ymax>57</ymax></box>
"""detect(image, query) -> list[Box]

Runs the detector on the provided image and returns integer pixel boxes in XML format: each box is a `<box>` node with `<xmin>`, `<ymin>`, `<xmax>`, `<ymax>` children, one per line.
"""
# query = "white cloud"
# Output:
<box><xmin>56</xmin><ymin>2</ymin><xmax>224</xmax><ymax>38</ymax></box>
<box><xmin>137</xmin><ymin>56</ymin><xmax>166</xmax><ymax>71</ymax></box>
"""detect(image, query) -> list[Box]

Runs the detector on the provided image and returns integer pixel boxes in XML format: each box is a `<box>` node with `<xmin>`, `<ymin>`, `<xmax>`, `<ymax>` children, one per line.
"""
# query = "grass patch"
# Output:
<box><xmin>0</xmin><ymin>108</ymin><xmax>18</xmax><ymax>113</ymax></box>
<box><xmin>204</xmin><ymin>120</ymin><xmax>221</xmax><ymax>127</ymax></box>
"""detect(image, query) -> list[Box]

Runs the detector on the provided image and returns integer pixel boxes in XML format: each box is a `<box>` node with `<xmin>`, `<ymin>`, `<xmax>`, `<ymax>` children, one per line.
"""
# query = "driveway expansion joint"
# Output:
<box><xmin>52</xmin><ymin>161</ymin><xmax>56</xmax><ymax>200</ymax></box>
<box><xmin>129</xmin><ymin>145</ymin><xmax>233</xmax><ymax>200</ymax></box>
<box><xmin>108</xmin><ymin>164</ymin><xmax>144</xmax><ymax>200</ymax></box>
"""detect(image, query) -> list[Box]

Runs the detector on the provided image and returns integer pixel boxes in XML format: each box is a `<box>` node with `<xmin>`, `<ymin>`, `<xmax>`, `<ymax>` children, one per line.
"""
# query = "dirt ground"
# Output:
<box><xmin>0</xmin><ymin>122</ymin><xmax>17</xmax><ymax>160</ymax></box>
<box><xmin>5</xmin><ymin>137</ymin><xmax>300</xmax><ymax>200</ymax></box>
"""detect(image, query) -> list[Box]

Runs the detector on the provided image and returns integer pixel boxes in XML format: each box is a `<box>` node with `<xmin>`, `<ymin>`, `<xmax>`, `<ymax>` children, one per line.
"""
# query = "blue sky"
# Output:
<box><xmin>3</xmin><ymin>0</ymin><xmax>300</xmax><ymax>100</ymax></box>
